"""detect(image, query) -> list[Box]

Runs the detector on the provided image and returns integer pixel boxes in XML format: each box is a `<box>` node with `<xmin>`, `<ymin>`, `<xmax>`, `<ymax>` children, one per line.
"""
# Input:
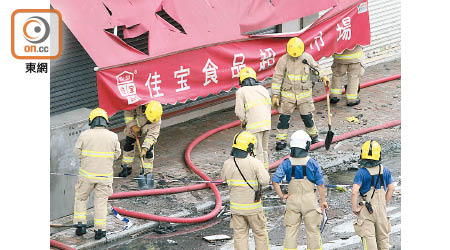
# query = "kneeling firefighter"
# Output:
<box><xmin>271</xmin><ymin>37</ymin><xmax>330</xmax><ymax>151</ymax></box>
<box><xmin>235</xmin><ymin>67</ymin><xmax>271</xmax><ymax>170</ymax></box>
<box><xmin>351</xmin><ymin>140</ymin><xmax>395</xmax><ymax>250</ymax></box>
<box><xmin>272</xmin><ymin>130</ymin><xmax>328</xmax><ymax>250</ymax></box>
<box><xmin>119</xmin><ymin>101</ymin><xmax>162</xmax><ymax>190</ymax></box>
<box><xmin>221</xmin><ymin>131</ymin><xmax>270</xmax><ymax>250</ymax></box>
<box><xmin>73</xmin><ymin>108</ymin><xmax>121</xmax><ymax>240</ymax></box>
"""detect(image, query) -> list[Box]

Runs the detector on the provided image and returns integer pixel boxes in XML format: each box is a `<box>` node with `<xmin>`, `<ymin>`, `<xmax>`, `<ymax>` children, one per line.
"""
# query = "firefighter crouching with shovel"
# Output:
<box><xmin>351</xmin><ymin>140</ymin><xmax>395</xmax><ymax>250</ymax></box>
<box><xmin>221</xmin><ymin>131</ymin><xmax>271</xmax><ymax>250</ymax></box>
<box><xmin>119</xmin><ymin>100</ymin><xmax>163</xmax><ymax>190</ymax></box>
<box><xmin>73</xmin><ymin>108</ymin><xmax>121</xmax><ymax>239</ymax></box>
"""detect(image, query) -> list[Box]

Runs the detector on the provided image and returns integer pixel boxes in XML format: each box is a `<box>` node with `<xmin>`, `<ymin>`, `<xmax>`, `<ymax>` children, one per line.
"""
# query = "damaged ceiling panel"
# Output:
<box><xmin>50</xmin><ymin>0</ymin><xmax>337</xmax><ymax>68</ymax></box>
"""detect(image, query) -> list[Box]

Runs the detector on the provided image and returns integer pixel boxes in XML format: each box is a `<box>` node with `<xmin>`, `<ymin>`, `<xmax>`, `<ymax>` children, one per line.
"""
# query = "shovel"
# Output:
<box><xmin>324</xmin><ymin>85</ymin><xmax>335</xmax><ymax>150</ymax></box>
<box><xmin>135</xmin><ymin>136</ymin><xmax>153</xmax><ymax>189</ymax></box>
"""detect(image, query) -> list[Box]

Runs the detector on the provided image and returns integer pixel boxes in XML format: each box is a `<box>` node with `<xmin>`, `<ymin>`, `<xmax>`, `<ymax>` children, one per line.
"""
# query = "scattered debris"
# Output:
<box><xmin>154</xmin><ymin>223</ymin><xmax>177</xmax><ymax>234</ymax></box>
<box><xmin>346</xmin><ymin>116</ymin><xmax>359</xmax><ymax>123</ymax></box>
<box><xmin>167</xmin><ymin>239</ymin><xmax>178</xmax><ymax>245</ymax></box>
<box><xmin>203</xmin><ymin>234</ymin><xmax>232</xmax><ymax>242</ymax></box>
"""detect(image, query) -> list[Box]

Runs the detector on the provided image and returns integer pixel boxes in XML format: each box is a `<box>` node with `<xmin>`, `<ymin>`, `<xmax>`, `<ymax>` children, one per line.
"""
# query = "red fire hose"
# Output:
<box><xmin>109</xmin><ymin>73</ymin><xmax>400</xmax><ymax>219</ymax></box>
<box><xmin>51</xmin><ymin>239</ymin><xmax>76</xmax><ymax>250</ymax></box>
<box><xmin>51</xmin><ymin>74</ymin><xmax>400</xmax><ymax>249</ymax></box>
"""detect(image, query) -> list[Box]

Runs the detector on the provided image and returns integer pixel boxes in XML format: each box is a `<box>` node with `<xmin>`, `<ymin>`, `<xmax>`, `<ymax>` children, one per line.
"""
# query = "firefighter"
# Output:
<box><xmin>351</xmin><ymin>140</ymin><xmax>395</xmax><ymax>250</ymax></box>
<box><xmin>118</xmin><ymin>101</ymin><xmax>162</xmax><ymax>190</ymax></box>
<box><xmin>73</xmin><ymin>108</ymin><xmax>121</xmax><ymax>240</ymax></box>
<box><xmin>272</xmin><ymin>130</ymin><xmax>328</xmax><ymax>250</ymax></box>
<box><xmin>330</xmin><ymin>45</ymin><xmax>365</xmax><ymax>106</ymax></box>
<box><xmin>271</xmin><ymin>37</ymin><xmax>330</xmax><ymax>151</ymax></box>
<box><xmin>221</xmin><ymin>131</ymin><xmax>271</xmax><ymax>250</ymax></box>
<box><xmin>235</xmin><ymin>67</ymin><xmax>271</xmax><ymax>170</ymax></box>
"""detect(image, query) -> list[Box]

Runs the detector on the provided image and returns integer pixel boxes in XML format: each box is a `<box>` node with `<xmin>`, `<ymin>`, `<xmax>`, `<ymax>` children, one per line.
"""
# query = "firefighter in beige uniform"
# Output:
<box><xmin>73</xmin><ymin>108</ymin><xmax>121</xmax><ymax>240</ymax></box>
<box><xmin>118</xmin><ymin>101</ymin><xmax>162</xmax><ymax>189</ymax></box>
<box><xmin>272</xmin><ymin>130</ymin><xmax>329</xmax><ymax>250</ymax></box>
<box><xmin>330</xmin><ymin>45</ymin><xmax>365</xmax><ymax>106</ymax></box>
<box><xmin>351</xmin><ymin>140</ymin><xmax>395</xmax><ymax>250</ymax></box>
<box><xmin>221</xmin><ymin>131</ymin><xmax>271</xmax><ymax>250</ymax></box>
<box><xmin>272</xmin><ymin>37</ymin><xmax>330</xmax><ymax>151</ymax></box>
<box><xmin>235</xmin><ymin>67</ymin><xmax>272</xmax><ymax>170</ymax></box>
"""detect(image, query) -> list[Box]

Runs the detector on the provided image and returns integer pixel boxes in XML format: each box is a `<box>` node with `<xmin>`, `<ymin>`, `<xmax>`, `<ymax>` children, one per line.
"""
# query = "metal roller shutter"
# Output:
<box><xmin>317</xmin><ymin>0</ymin><xmax>401</xmax><ymax>72</ymax></box>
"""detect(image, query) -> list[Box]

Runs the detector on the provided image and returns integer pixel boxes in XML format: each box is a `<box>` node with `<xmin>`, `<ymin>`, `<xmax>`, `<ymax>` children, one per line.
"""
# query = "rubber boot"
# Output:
<box><xmin>347</xmin><ymin>97</ymin><xmax>361</xmax><ymax>107</ymax></box>
<box><xmin>276</xmin><ymin>141</ymin><xmax>287</xmax><ymax>151</ymax></box>
<box><xmin>310</xmin><ymin>135</ymin><xmax>320</xmax><ymax>144</ymax></box>
<box><xmin>118</xmin><ymin>164</ymin><xmax>132</xmax><ymax>177</ymax></box>
<box><xmin>330</xmin><ymin>97</ymin><xmax>340</xmax><ymax>104</ymax></box>
<box><xmin>137</xmin><ymin>173</ymin><xmax>149</xmax><ymax>190</ymax></box>
<box><xmin>75</xmin><ymin>222</ymin><xmax>86</xmax><ymax>236</ymax></box>
<box><xmin>94</xmin><ymin>229</ymin><xmax>106</xmax><ymax>240</ymax></box>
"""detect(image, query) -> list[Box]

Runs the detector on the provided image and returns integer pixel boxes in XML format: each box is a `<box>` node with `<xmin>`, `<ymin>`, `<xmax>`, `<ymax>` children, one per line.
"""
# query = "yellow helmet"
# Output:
<box><xmin>360</xmin><ymin>140</ymin><xmax>381</xmax><ymax>161</ymax></box>
<box><xmin>232</xmin><ymin>131</ymin><xmax>257</xmax><ymax>152</ymax></box>
<box><xmin>145</xmin><ymin>100</ymin><xmax>163</xmax><ymax>123</ymax></box>
<box><xmin>239</xmin><ymin>67</ymin><xmax>257</xmax><ymax>83</ymax></box>
<box><xmin>286</xmin><ymin>37</ymin><xmax>304</xmax><ymax>58</ymax></box>
<box><xmin>89</xmin><ymin>108</ymin><xmax>109</xmax><ymax>124</ymax></box>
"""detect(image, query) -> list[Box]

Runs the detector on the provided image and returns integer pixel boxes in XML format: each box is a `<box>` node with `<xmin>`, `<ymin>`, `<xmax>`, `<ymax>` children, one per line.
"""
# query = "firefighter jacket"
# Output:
<box><xmin>271</xmin><ymin>53</ymin><xmax>323</xmax><ymax>104</ymax></box>
<box><xmin>124</xmin><ymin>106</ymin><xmax>161</xmax><ymax>150</ymax></box>
<box><xmin>221</xmin><ymin>155</ymin><xmax>270</xmax><ymax>216</ymax></box>
<box><xmin>73</xmin><ymin>127</ymin><xmax>121</xmax><ymax>184</ymax></box>
<box><xmin>332</xmin><ymin>45</ymin><xmax>363</xmax><ymax>64</ymax></box>
<box><xmin>124</xmin><ymin>106</ymin><xmax>147</xmax><ymax>129</ymax></box>
<box><xmin>235</xmin><ymin>85</ymin><xmax>271</xmax><ymax>133</ymax></box>
<box><xmin>141</xmin><ymin>120</ymin><xmax>161</xmax><ymax>149</ymax></box>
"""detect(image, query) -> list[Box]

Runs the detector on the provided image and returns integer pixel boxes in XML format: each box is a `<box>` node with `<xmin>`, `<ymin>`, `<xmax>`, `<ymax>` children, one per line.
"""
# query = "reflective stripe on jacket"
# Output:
<box><xmin>271</xmin><ymin>53</ymin><xmax>321</xmax><ymax>104</ymax></box>
<box><xmin>221</xmin><ymin>155</ymin><xmax>270</xmax><ymax>215</ymax></box>
<box><xmin>235</xmin><ymin>85</ymin><xmax>271</xmax><ymax>133</ymax></box>
<box><xmin>74</xmin><ymin>127</ymin><xmax>121</xmax><ymax>183</ymax></box>
<box><xmin>333</xmin><ymin>45</ymin><xmax>364</xmax><ymax>64</ymax></box>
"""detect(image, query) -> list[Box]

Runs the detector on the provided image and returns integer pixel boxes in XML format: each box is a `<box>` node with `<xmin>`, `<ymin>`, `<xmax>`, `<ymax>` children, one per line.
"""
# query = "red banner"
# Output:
<box><xmin>97</xmin><ymin>0</ymin><xmax>369</xmax><ymax>116</ymax></box>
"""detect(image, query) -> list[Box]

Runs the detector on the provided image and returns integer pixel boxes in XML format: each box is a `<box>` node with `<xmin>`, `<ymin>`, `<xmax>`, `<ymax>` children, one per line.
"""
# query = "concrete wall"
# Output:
<box><xmin>50</xmin><ymin>108</ymin><xmax>94</xmax><ymax>220</ymax></box>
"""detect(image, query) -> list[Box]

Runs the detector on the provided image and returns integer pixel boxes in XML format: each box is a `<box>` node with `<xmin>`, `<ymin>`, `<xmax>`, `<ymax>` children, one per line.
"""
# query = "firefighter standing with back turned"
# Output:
<box><xmin>330</xmin><ymin>45</ymin><xmax>365</xmax><ymax>106</ymax></box>
<box><xmin>272</xmin><ymin>130</ymin><xmax>328</xmax><ymax>250</ymax></box>
<box><xmin>221</xmin><ymin>131</ymin><xmax>270</xmax><ymax>250</ymax></box>
<box><xmin>271</xmin><ymin>37</ymin><xmax>330</xmax><ymax>151</ymax></box>
<box><xmin>351</xmin><ymin>140</ymin><xmax>395</xmax><ymax>250</ymax></box>
<box><xmin>118</xmin><ymin>101</ymin><xmax>162</xmax><ymax>190</ymax></box>
<box><xmin>235</xmin><ymin>67</ymin><xmax>272</xmax><ymax>170</ymax></box>
<box><xmin>73</xmin><ymin>108</ymin><xmax>121</xmax><ymax>240</ymax></box>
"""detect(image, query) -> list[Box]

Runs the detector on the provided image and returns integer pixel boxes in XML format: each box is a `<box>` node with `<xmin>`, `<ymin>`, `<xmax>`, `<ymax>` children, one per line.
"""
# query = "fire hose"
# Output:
<box><xmin>51</xmin><ymin>74</ymin><xmax>400</xmax><ymax>249</ymax></box>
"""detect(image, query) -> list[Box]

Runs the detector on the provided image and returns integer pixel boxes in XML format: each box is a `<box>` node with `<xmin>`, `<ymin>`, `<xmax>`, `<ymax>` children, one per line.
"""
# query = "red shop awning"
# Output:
<box><xmin>50</xmin><ymin>0</ymin><xmax>338</xmax><ymax>68</ymax></box>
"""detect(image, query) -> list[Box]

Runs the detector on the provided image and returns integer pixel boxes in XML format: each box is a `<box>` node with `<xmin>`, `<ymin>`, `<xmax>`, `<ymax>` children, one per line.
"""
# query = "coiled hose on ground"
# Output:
<box><xmin>52</xmin><ymin>74</ymin><xmax>400</xmax><ymax>249</ymax></box>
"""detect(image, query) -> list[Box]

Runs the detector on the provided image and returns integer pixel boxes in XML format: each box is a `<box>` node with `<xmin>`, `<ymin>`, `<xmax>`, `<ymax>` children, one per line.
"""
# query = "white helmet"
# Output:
<box><xmin>290</xmin><ymin>130</ymin><xmax>311</xmax><ymax>150</ymax></box>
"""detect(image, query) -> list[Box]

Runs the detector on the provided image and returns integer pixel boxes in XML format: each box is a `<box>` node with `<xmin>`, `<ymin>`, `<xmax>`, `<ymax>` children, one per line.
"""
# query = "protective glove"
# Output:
<box><xmin>140</xmin><ymin>147</ymin><xmax>148</xmax><ymax>158</ymax></box>
<box><xmin>271</xmin><ymin>95</ymin><xmax>280</xmax><ymax>109</ymax></box>
<box><xmin>322</xmin><ymin>76</ymin><xmax>330</xmax><ymax>87</ymax></box>
<box><xmin>131</xmin><ymin>125</ymin><xmax>141</xmax><ymax>136</ymax></box>
<box><xmin>241</xmin><ymin>120</ymin><xmax>247</xmax><ymax>130</ymax></box>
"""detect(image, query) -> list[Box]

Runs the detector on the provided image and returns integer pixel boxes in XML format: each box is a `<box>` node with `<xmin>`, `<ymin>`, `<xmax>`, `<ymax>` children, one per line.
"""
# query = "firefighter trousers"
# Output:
<box><xmin>254</xmin><ymin>130</ymin><xmax>269</xmax><ymax>170</ymax></box>
<box><xmin>284</xmin><ymin>179</ymin><xmax>323</xmax><ymax>250</ymax></box>
<box><xmin>276</xmin><ymin>101</ymin><xmax>317</xmax><ymax>142</ymax></box>
<box><xmin>353</xmin><ymin>189</ymin><xmax>391</xmax><ymax>250</ymax></box>
<box><xmin>73</xmin><ymin>177</ymin><xmax>113</xmax><ymax>231</ymax></box>
<box><xmin>230</xmin><ymin>212</ymin><xmax>269</xmax><ymax>250</ymax></box>
<box><xmin>331</xmin><ymin>62</ymin><xmax>362</xmax><ymax>104</ymax></box>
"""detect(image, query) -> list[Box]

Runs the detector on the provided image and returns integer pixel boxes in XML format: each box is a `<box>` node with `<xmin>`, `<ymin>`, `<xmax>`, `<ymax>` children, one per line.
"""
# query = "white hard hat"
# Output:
<box><xmin>290</xmin><ymin>130</ymin><xmax>311</xmax><ymax>149</ymax></box>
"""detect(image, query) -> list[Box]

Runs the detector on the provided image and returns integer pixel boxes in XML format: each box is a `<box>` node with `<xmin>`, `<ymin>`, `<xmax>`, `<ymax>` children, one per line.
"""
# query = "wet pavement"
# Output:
<box><xmin>50</xmin><ymin>59</ymin><xmax>401</xmax><ymax>249</ymax></box>
<box><xmin>94</xmin><ymin>150</ymin><xmax>401</xmax><ymax>250</ymax></box>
